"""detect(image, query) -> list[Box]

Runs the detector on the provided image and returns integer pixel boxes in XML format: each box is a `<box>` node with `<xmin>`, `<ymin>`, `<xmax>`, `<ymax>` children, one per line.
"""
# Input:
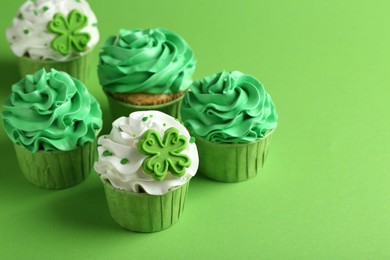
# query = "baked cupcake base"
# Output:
<box><xmin>106</xmin><ymin>93</ymin><xmax>184</xmax><ymax>120</ymax></box>
<box><xmin>18</xmin><ymin>54</ymin><xmax>90</xmax><ymax>83</ymax></box>
<box><xmin>110</xmin><ymin>91</ymin><xmax>185</xmax><ymax>106</ymax></box>
<box><xmin>195</xmin><ymin>131</ymin><xmax>274</xmax><ymax>182</ymax></box>
<box><xmin>14</xmin><ymin>141</ymin><xmax>96</xmax><ymax>189</ymax></box>
<box><xmin>102</xmin><ymin>179</ymin><xmax>189</xmax><ymax>232</ymax></box>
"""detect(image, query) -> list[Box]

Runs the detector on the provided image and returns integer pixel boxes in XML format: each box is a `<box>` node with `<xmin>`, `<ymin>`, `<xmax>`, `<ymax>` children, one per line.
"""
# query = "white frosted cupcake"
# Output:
<box><xmin>6</xmin><ymin>0</ymin><xmax>99</xmax><ymax>81</ymax></box>
<box><xmin>94</xmin><ymin>110</ymin><xmax>198</xmax><ymax>232</ymax></box>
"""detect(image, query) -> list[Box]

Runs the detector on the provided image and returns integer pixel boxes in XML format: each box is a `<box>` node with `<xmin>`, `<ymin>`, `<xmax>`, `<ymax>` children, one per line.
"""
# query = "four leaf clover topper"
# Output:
<box><xmin>48</xmin><ymin>9</ymin><xmax>91</xmax><ymax>56</ymax></box>
<box><xmin>138</xmin><ymin>127</ymin><xmax>192</xmax><ymax>181</ymax></box>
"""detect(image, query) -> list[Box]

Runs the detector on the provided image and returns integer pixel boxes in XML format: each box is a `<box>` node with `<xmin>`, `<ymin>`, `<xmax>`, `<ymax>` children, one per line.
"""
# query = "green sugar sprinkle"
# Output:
<box><xmin>33</xmin><ymin>10</ymin><xmax>39</xmax><ymax>16</ymax></box>
<box><xmin>149</xmin><ymin>114</ymin><xmax>153</xmax><ymax>118</ymax></box>
<box><xmin>75</xmin><ymin>0</ymin><xmax>81</xmax><ymax>3</ymax></box>
<box><xmin>23</xmin><ymin>29</ymin><xmax>29</xmax><ymax>35</ymax></box>
<box><xmin>103</xmin><ymin>150</ymin><xmax>112</xmax><ymax>157</ymax></box>
<box><xmin>132</xmin><ymin>134</ymin><xmax>136</xmax><ymax>137</ymax></box>
<box><xmin>42</xmin><ymin>6</ymin><xmax>49</xmax><ymax>11</ymax></box>
<box><xmin>142</xmin><ymin>116</ymin><xmax>148</xmax><ymax>122</ymax></box>
<box><xmin>189</xmin><ymin>136</ymin><xmax>196</xmax><ymax>144</ymax></box>
<box><xmin>120</xmin><ymin>158</ymin><xmax>129</xmax><ymax>164</ymax></box>
<box><xmin>18</xmin><ymin>13</ymin><xmax>23</xmax><ymax>19</ymax></box>
<box><xmin>163</xmin><ymin>123</ymin><xmax>166</xmax><ymax>127</ymax></box>
<box><xmin>92</xmin><ymin>23</ymin><xmax>98</xmax><ymax>27</ymax></box>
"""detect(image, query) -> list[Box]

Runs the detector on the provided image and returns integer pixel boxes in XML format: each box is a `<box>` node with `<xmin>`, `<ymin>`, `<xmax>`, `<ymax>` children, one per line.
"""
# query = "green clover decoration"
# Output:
<box><xmin>138</xmin><ymin>127</ymin><xmax>191</xmax><ymax>181</ymax></box>
<box><xmin>47</xmin><ymin>9</ymin><xmax>91</xmax><ymax>56</ymax></box>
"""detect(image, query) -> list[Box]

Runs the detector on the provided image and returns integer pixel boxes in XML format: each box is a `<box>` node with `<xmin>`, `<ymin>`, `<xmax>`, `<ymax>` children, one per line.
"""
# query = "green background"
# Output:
<box><xmin>1</xmin><ymin>0</ymin><xmax>389</xmax><ymax>259</ymax></box>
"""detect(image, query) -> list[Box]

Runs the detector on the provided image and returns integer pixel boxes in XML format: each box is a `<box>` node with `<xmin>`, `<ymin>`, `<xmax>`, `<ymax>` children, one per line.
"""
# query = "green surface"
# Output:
<box><xmin>1</xmin><ymin>0</ymin><xmax>389</xmax><ymax>259</ymax></box>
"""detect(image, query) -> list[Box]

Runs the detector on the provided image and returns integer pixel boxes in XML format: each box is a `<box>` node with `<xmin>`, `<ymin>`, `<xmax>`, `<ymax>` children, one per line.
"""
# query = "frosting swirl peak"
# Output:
<box><xmin>2</xmin><ymin>68</ymin><xmax>102</xmax><ymax>152</ymax></box>
<box><xmin>181</xmin><ymin>71</ymin><xmax>278</xmax><ymax>144</ymax></box>
<box><xmin>98</xmin><ymin>28</ymin><xmax>196</xmax><ymax>94</ymax></box>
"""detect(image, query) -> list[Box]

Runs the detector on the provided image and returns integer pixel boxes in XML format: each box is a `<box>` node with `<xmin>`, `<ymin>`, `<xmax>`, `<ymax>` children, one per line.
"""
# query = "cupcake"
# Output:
<box><xmin>2</xmin><ymin>68</ymin><xmax>102</xmax><ymax>189</ymax></box>
<box><xmin>98</xmin><ymin>28</ymin><xmax>196</xmax><ymax>120</ymax></box>
<box><xmin>94</xmin><ymin>110</ymin><xmax>198</xmax><ymax>232</ymax></box>
<box><xmin>181</xmin><ymin>71</ymin><xmax>278</xmax><ymax>182</ymax></box>
<box><xmin>6</xmin><ymin>0</ymin><xmax>99</xmax><ymax>82</ymax></box>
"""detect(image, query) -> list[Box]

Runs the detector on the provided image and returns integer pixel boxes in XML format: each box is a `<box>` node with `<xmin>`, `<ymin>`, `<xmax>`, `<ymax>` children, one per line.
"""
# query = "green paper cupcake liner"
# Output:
<box><xmin>102</xmin><ymin>179</ymin><xmax>190</xmax><ymax>232</ymax></box>
<box><xmin>195</xmin><ymin>131</ymin><xmax>274</xmax><ymax>182</ymax></box>
<box><xmin>14</xmin><ymin>141</ymin><xmax>96</xmax><ymax>189</ymax></box>
<box><xmin>106</xmin><ymin>94</ymin><xmax>183</xmax><ymax>121</ymax></box>
<box><xmin>18</xmin><ymin>54</ymin><xmax>90</xmax><ymax>82</ymax></box>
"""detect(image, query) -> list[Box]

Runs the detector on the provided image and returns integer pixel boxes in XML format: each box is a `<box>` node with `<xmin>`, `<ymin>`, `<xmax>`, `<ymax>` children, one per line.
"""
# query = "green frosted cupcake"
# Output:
<box><xmin>98</xmin><ymin>28</ymin><xmax>196</xmax><ymax>120</ymax></box>
<box><xmin>94</xmin><ymin>110</ymin><xmax>198</xmax><ymax>232</ymax></box>
<box><xmin>6</xmin><ymin>0</ymin><xmax>100</xmax><ymax>82</ymax></box>
<box><xmin>181</xmin><ymin>71</ymin><xmax>278</xmax><ymax>182</ymax></box>
<box><xmin>2</xmin><ymin>68</ymin><xmax>102</xmax><ymax>189</ymax></box>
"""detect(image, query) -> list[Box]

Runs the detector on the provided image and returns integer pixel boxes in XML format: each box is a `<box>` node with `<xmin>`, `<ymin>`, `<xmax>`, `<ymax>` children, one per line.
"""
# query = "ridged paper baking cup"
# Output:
<box><xmin>102</xmin><ymin>179</ymin><xmax>189</xmax><ymax>232</ymax></box>
<box><xmin>106</xmin><ymin>94</ymin><xmax>183</xmax><ymax>120</ymax></box>
<box><xmin>14</xmin><ymin>141</ymin><xmax>96</xmax><ymax>189</ymax></box>
<box><xmin>195</xmin><ymin>131</ymin><xmax>273</xmax><ymax>182</ymax></box>
<box><xmin>18</xmin><ymin>54</ymin><xmax>90</xmax><ymax>83</ymax></box>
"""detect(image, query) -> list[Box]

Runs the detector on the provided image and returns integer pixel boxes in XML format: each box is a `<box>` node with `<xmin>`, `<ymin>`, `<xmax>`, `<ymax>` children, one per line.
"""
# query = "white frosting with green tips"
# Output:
<box><xmin>94</xmin><ymin>111</ymin><xmax>199</xmax><ymax>195</ymax></box>
<box><xmin>6</xmin><ymin>0</ymin><xmax>99</xmax><ymax>61</ymax></box>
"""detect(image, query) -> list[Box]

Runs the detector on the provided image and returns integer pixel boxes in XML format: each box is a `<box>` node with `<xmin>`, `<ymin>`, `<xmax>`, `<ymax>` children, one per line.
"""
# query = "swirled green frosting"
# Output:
<box><xmin>98</xmin><ymin>28</ymin><xmax>196</xmax><ymax>94</ymax></box>
<box><xmin>181</xmin><ymin>71</ymin><xmax>278</xmax><ymax>144</ymax></box>
<box><xmin>2</xmin><ymin>68</ymin><xmax>102</xmax><ymax>152</ymax></box>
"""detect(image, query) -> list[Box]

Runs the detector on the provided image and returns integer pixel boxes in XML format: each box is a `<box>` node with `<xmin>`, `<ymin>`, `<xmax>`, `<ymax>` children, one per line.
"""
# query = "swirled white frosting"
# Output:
<box><xmin>94</xmin><ymin>111</ymin><xmax>199</xmax><ymax>195</ymax></box>
<box><xmin>6</xmin><ymin>0</ymin><xmax>99</xmax><ymax>61</ymax></box>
